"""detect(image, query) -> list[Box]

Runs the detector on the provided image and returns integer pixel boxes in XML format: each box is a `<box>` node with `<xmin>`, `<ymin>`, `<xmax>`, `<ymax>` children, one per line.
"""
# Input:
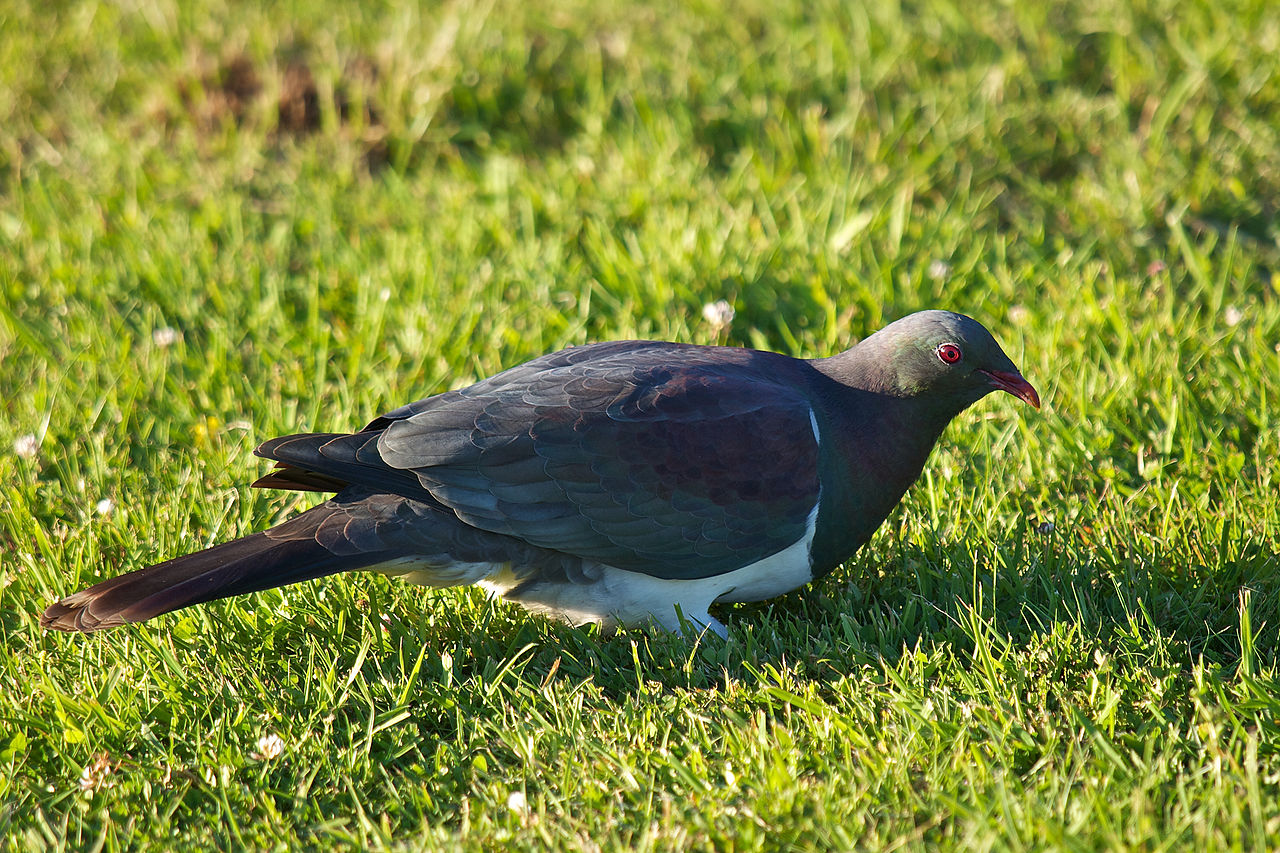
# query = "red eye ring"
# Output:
<box><xmin>936</xmin><ymin>343</ymin><xmax>963</xmax><ymax>364</ymax></box>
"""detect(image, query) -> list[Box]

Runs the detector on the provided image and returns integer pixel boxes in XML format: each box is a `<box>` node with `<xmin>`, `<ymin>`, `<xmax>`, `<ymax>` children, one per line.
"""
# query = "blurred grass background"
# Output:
<box><xmin>2</xmin><ymin>0</ymin><xmax>1279</xmax><ymax>848</ymax></box>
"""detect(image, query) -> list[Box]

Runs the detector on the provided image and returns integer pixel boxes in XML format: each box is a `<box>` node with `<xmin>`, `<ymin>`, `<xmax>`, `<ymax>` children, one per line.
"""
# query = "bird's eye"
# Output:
<box><xmin>936</xmin><ymin>343</ymin><xmax>963</xmax><ymax>364</ymax></box>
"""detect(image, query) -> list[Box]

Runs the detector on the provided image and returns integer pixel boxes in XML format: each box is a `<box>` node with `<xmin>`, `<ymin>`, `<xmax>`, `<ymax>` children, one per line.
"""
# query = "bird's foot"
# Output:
<box><xmin>667</xmin><ymin>607</ymin><xmax>728</xmax><ymax>641</ymax></box>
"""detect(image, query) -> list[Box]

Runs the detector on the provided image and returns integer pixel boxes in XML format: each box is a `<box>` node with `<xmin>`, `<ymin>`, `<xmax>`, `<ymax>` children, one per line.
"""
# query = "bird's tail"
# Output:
<box><xmin>41</xmin><ymin>511</ymin><xmax>390</xmax><ymax>633</ymax></box>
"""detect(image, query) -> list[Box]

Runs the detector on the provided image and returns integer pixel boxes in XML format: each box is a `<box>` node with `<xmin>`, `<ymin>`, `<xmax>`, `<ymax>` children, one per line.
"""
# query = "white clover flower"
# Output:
<box><xmin>95</xmin><ymin>498</ymin><xmax>115</xmax><ymax>516</ymax></box>
<box><xmin>79</xmin><ymin>753</ymin><xmax>114</xmax><ymax>793</ymax></box>
<box><xmin>14</xmin><ymin>434</ymin><xmax>38</xmax><ymax>459</ymax></box>
<box><xmin>701</xmin><ymin>300</ymin><xmax>735</xmax><ymax>330</ymax></box>
<box><xmin>254</xmin><ymin>733</ymin><xmax>285</xmax><ymax>760</ymax></box>
<box><xmin>152</xmin><ymin>327</ymin><xmax>180</xmax><ymax>347</ymax></box>
<box><xmin>927</xmin><ymin>259</ymin><xmax>952</xmax><ymax>280</ymax></box>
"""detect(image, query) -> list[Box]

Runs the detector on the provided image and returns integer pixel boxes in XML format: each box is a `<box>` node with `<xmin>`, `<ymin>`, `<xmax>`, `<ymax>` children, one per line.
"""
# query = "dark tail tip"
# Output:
<box><xmin>41</xmin><ymin>598</ymin><xmax>109</xmax><ymax>632</ymax></box>
<box><xmin>41</xmin><ymin>529</ymin><xmax>371</xmax><ymax>633</ymax></box>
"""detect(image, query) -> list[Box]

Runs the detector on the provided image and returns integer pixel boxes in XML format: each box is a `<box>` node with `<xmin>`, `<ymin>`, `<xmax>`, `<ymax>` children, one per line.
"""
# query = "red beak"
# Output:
<box><xmin>980</xmin><ymin>369</ymin><xmax>1041</xmax><ymax>409</ymax></box>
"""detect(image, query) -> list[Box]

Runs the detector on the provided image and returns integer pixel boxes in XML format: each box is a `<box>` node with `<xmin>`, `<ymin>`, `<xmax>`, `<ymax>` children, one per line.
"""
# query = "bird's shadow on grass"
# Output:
<box><xmin>757</xmin><ymin>530</ymin><xmax>1280</xmax><ymax>677</ymax></box>
<box><xmin>431</xmin><ymin>526</ymin><xmax>1280</xmax><ymax>702</ymax></box>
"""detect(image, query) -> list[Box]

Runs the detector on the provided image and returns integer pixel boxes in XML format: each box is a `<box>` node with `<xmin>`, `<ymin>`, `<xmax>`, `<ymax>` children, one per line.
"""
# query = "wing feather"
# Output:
<box><xmin>372</xmin><ymin>342</ymin><xmax>821</xmax><ymax>578</ymax></box>
<box><xmin>256</xmin><ymin>342</ymin><xmax>822</xmax><ymax>579</ymax></box>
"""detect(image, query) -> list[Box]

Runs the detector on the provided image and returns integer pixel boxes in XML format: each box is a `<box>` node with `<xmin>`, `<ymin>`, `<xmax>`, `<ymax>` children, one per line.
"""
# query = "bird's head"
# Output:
<box><xmin>834</xmin><ymin>310</ymin><xmax>1040</xmax><ymax>413</ymax></box>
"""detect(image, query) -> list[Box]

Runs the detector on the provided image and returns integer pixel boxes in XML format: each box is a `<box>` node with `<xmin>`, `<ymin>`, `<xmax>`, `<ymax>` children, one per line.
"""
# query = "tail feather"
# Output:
<box><xmin>252</xmin><ymin>464</ymin><xmax>351</xmax><ymax>493</ymax></box>
<box><xmin>41</xmin><ymin>530</ymin><xmax>383</xmax><ymax>633</ymax></box>
<box><xmin>252</xmin><ymin>433</ymin><xmax>426</xmax><ymax>501</ymax></box>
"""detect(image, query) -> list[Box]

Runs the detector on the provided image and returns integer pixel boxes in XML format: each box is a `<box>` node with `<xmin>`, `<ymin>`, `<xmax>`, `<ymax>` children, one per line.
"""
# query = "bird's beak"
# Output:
<box><xmin>980</xmin><ymin>369</ymin><xmax>1040</xmax><ymax>409</ymax></box>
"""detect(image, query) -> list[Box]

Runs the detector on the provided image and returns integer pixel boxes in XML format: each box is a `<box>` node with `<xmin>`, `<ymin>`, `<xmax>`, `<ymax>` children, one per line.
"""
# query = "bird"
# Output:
<box><xmin>41</xmin><ymin>309</ymin><xmax>1039</xmax><ymax>638</ymax></box>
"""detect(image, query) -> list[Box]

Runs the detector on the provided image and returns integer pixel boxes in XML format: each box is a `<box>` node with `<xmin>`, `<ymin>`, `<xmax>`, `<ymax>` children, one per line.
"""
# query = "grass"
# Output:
<box><xmin>2</xmin><ymin>0</ymin><xmax>1279</xmax><ymax>848</ymax></box>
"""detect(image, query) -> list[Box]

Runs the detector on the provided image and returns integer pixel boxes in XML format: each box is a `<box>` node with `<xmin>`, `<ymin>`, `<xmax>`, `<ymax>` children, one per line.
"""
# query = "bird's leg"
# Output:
<box><xmin>699</xmin><ymin>617</ymin><xmax>729</xmax><ymax>641</ymax></box>
<box><xmin>666</xmin><ymin>605</ymin><xmax>728</xmax><ymax>640</ymax></box>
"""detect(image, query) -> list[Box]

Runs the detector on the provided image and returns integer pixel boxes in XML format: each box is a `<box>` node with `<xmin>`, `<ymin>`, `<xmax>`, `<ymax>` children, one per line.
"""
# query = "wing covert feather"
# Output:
<box><xmin>375</xmin><ymin>342</ymin><xmax>822</xmax><ymax>579</ymax></box>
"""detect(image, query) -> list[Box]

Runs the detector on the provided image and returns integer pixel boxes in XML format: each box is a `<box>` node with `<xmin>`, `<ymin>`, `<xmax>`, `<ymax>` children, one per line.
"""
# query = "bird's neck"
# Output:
<box><xmin>803</xmin><ymin>349</ymin><xmax>960</xmax><ymax>575</ymax></box>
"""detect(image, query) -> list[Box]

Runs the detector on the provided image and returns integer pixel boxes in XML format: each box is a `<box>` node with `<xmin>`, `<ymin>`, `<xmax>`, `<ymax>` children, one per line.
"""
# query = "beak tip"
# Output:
<box><xmin>983</xmin><ymin>369</ymin><xmax>1041</xmax><ymax>410</ymax></box>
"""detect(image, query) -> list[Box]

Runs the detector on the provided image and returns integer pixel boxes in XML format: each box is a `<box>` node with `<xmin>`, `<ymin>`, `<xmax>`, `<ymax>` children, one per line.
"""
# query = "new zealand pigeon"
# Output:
<box><xmin>41</xmin><ymin>310</ymin><xmax>1038</xmax><ymax>637</ymax></box>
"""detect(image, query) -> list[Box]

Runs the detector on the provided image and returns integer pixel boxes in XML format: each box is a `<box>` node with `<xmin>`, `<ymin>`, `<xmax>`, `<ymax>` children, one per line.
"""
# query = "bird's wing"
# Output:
<box><xmin>259</xmin><ymin>342</ymin><xmax>822</xmax><ymax>580</ymax></box>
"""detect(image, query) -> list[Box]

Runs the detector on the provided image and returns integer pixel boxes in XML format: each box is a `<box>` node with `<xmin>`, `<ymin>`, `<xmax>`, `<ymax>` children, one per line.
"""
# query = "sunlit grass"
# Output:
<box><xmin>2</xmin><ymin>0</ymin><xmax>1279</xmax><ymax>849</ymax></box>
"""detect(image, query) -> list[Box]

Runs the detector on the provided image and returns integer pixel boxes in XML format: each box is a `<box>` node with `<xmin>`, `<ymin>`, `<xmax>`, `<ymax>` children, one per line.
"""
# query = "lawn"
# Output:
<box><xmin>2</xmin><ymin>0</ymin><xmax>1279</xmax><ymax>848</ymax></box>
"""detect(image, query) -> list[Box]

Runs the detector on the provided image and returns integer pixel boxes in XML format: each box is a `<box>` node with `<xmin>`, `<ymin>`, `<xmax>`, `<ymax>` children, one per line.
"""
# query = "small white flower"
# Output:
<box><xmin>378</xmin><ymin>288</ymin><xmax>392</xmax><ymax>302</ymax></box>
<box><xmin>506</xmin><ymin>790</ymin><xmax>528</xmax><ymax>814</ymax></box>
<box><xmin>1224</xmin><ymin>306</ymin><xmax>1243</xmax><ymax>327</ymax></box>
<box><xmin>599</xmin><ymin>31</ymin><xmax>629</xmax><ymax>59</ymax></box>
<box><xmin>152</xmin><ymin>327</ymin><xmax>180</xmax><ymax>347</ymax></box>
<box><xmin>254</xmin><ymin>733</ymin><xmax>285</xmax><ymax>760</ymax></box>
<box><xmin>701</xmin><ymin>300</ymin><xmax>735</xmax><ymax>330</ymax></box>
<box><xmin>79</xmin><ymin>753</ymin><xmax>114</xmax><ymax>793</ymax></box>
<box><xmin>14</xmin><ymin>434</ymin><xmax>38</xmax><ymax>459</ymax></box>
<box><xmin>927</xmin><ymin>259</ymin><xmax>952</xmax><ymax>280</ymax></box>
<box><xmin>1008</xmin><ymin>305</ymin><xmax>1029</xmax><ymax>325</ymax></box>
<box><xmin>95</xmin><ymin>498</ymin><xmax>115</xmax><ymax>516</ymax></box>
